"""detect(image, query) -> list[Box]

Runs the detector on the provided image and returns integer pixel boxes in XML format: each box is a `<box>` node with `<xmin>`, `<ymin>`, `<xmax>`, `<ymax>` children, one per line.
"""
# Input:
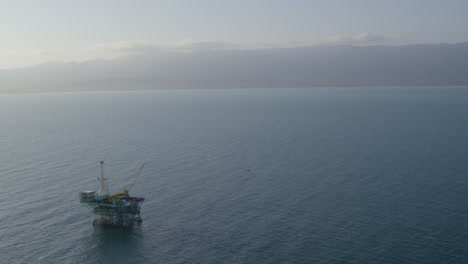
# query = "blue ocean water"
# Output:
<box><xmin>0</xmin><ymin>86</ymin><xmax>467</xmax><ymax>263</ymax></box>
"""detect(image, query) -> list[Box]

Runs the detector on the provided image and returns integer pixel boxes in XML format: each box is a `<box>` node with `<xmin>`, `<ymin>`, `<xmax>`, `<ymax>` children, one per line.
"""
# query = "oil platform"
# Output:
<box><xmin>79</xmin><ymin>161</ymin><xmax>145</xmax><ymax>227</ymax></box>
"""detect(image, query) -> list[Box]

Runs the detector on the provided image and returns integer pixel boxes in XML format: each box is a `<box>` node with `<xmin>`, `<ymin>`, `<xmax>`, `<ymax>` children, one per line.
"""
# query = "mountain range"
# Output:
<box><xmin>1</xmin><ymin>42</ymin><xmax>468</xmax><ymax>93</ymax></box>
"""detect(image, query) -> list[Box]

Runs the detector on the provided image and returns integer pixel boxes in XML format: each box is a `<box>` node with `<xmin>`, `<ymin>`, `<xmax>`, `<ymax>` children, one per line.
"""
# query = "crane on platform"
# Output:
<box><xmin>123</xmin><ymin>163</ymin><xmax>145</xmax><ymax>195</ymax></box>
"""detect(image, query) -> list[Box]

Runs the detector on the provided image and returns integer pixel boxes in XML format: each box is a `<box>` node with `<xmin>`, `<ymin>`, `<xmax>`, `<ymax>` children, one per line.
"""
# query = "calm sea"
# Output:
<box><xmin>0</xmin><ymin>87</ymin><xmax>467</xmax><ymax>263</ymax></box>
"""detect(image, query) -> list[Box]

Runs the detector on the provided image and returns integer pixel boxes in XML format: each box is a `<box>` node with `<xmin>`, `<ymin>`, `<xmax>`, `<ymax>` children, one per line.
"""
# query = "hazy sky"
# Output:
<box><xmin>1</xmin><ymin>0</ymin><xmax>467</xmax><ymax>69</ymax></box>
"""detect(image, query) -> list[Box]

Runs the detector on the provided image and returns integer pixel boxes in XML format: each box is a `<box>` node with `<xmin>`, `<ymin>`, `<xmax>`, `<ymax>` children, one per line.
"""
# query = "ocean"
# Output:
<box><xmin>0</xmin><ymin>86</ymin><xmax>467</xmax><ymax>263</ymax></box>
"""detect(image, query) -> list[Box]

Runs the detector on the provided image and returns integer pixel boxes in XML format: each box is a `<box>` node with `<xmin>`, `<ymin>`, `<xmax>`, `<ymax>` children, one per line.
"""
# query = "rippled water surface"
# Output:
<box><xmin>0</xmin><ymin>87</ymin><xmax>467</xmax><ymax>263</ymax></box>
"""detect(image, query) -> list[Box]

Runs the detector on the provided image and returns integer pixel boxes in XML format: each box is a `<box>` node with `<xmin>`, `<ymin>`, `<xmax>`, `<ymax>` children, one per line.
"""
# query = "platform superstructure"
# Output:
<box><xmin>80</xmin><ymin>161</ymin><xmax>145</xmax><ymax>227</ymax></box>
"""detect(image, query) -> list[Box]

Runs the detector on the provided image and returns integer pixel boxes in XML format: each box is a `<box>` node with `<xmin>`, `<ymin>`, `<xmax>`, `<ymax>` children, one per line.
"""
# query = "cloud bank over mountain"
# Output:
<box><xmin>1</xmin><ymin>42</ymin><xmax>467</xmax><ymax>93</ymax></box>
<box><xmin>1</xmin><ymin>32</ymin><xmax>398</xmax><ymax>69</ymax></box>
<box><xmin>95</xmin><ymin>32</ymin><xmax>395</xmax><ymax>55</ymax></box>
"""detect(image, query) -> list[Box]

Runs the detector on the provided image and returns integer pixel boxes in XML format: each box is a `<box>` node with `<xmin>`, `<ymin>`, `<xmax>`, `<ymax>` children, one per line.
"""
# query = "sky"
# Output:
<box><xmin>1</xmin><ymin>0</ymin><xmax>467</xmax><ymax>69</ymax></box>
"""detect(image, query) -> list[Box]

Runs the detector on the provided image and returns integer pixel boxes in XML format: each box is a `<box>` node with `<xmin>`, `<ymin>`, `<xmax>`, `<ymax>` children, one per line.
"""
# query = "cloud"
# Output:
<box><xmin>90</xmin><ymin>33</ymin><xmax>396</xmax><ymax>57</ymax></box>
<box><xmin>0</xmin><ymin>48</ymin><xmax>62</xmax><ymax>69</ymax></box>
<box><xmin>324</xmin><ymin>32</ymin><xmax>394</xmax><ymax>45</ymax></box>
<box><xmin>353</xmin><ymin>32</ymin><xmax>387</xmax><ymax>43</ymax></box>
<box><xmin>94</xmin><ymin>40</ymin><xmax>233</xmax><ymax>54</ymax></box>
<box><xmin>95</xmin><ymin>33</ymin><xmax>395</xmax><ymax>55</ymax></box>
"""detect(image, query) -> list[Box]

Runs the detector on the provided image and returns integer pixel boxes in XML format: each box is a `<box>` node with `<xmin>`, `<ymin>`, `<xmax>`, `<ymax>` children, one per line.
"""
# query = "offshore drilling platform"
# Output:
<box><xmin>79</xmin><ymin>161</ymin><xmax>145</xmax><ymax>227</ymax></box>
